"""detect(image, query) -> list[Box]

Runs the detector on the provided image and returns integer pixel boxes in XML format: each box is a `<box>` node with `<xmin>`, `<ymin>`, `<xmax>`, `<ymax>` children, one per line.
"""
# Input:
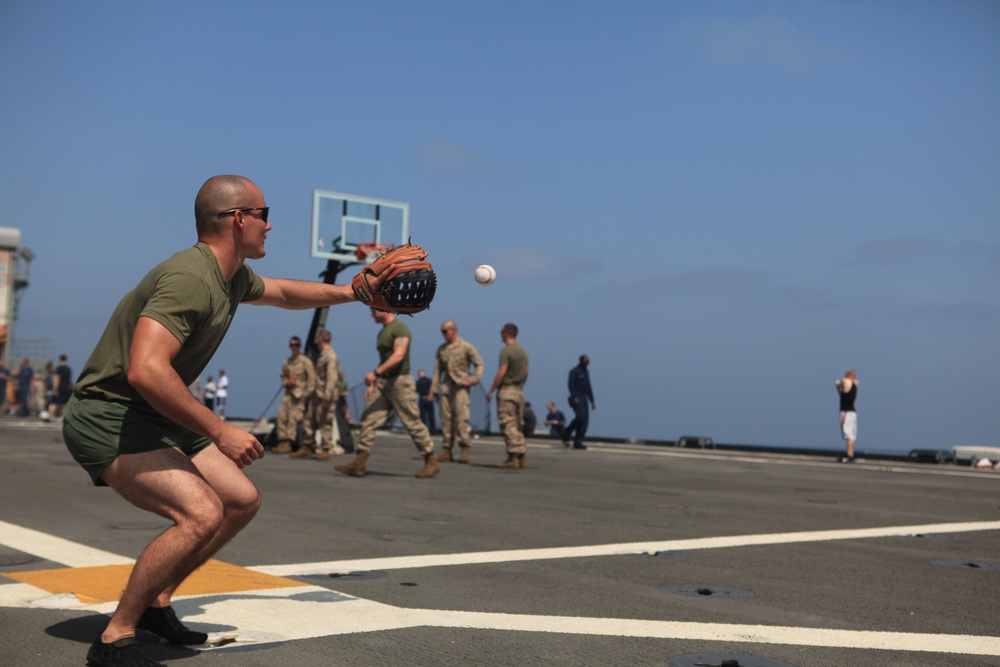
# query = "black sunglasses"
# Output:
<box><xmin>218</xmin><ymin>207</ymin><xmax>269</xmax><ymax>222</ymax></box>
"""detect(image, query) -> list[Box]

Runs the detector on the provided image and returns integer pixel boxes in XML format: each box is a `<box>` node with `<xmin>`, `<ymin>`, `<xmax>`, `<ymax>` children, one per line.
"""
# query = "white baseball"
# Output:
<box><xmin>475</xmin><ymin>264</ymin><xmax>496</xmax><ymax>285</ymax></box>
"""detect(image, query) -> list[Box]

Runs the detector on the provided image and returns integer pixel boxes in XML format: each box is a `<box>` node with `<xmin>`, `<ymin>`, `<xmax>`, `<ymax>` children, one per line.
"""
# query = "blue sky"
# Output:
<box><xmin>2</xmin><ymin>0</ymin><xmax>997</xmax><ymax>453</ymax></box>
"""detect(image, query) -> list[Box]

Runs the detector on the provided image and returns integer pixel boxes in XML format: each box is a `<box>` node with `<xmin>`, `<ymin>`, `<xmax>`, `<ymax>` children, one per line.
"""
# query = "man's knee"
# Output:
<box><xmin>228</xmin><ymin>488</ymin><xmax>261</xmax><ymax>525</ymax></box>
<box><xmin>183</xmin><ymin>497</ymin><xmax>226</xmax><ymax>543</ymax></box>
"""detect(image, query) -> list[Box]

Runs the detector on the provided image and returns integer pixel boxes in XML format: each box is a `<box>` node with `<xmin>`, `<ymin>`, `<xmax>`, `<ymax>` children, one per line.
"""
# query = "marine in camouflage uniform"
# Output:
<box><xmin>430</xmin><ymin>320</ymin><xmax>484</xmax><ymax>463</ymax></box>
<box><xmin>274</xmin><ymin>336</ymin><xmax>315</xmax><ymax>453</ymax></box>
<box><xmin>295</xmin><ymin>328</ymin><xmax>342</xmax><ymax>459</ymax></box>
<box><xmin>486</xmin><ymin>322</ymin><xmax>529</xmax><ymax>469</ymax></box>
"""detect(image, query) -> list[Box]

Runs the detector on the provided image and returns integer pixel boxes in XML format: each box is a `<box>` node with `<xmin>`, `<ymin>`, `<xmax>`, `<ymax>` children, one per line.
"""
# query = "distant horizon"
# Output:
<box><xmin>1</xmin><ymin>319</ymin><xmax>981</xmax><ymax>457</ymax></box>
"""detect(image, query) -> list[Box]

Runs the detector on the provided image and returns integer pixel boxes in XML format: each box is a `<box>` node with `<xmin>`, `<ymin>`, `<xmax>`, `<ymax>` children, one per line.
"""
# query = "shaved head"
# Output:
<box><xmin>194</xmin><ymin>175</ymin><xmax>258</xmax><ymax>236</ymax></box>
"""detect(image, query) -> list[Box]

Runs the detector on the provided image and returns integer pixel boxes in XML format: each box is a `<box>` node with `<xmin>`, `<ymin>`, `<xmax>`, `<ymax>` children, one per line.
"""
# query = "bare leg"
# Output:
<box><xmin>99</xmin><ymin>445</ymin><xmax>260</xmax><ymax>642</ymax></box>
<box><xmin>151</xmin><ymin>445</ymin><xmax>259</xmax><ymax>604</ymax></box>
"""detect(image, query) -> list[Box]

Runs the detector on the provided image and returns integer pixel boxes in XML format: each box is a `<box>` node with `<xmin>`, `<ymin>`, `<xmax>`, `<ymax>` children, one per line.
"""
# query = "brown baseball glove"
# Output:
<box><xmin>351</xmin><ymin>242</ymin><xmax>436</xmax><ymax>314</ymax></box>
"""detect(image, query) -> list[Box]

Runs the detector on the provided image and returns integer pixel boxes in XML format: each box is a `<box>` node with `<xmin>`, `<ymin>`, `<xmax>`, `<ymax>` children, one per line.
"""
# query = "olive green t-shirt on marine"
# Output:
<box><xmin>74</xmin><ymin>243</ymin><xmax>266</xmax><ymax>405</ymax></box>
<box><xmin>376</xmin><ymin>318</ymin><xmax>411</xmax><ymax>378</ymax></box>
<box><xmin>500</xmin><ymin>343</ymin><xmax>528</xmax><ymax>386</ymax></box>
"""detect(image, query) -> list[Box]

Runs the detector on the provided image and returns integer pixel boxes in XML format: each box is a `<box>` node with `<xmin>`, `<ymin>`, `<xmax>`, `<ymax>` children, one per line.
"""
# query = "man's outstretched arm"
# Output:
<box><xmin>251</xmin><ymin>267</ymin><xmax>395</xmax><ymax>310</ymax></box>
<box><xmin>250</xmin><ymin>277</ymin><xmax>356</xmax><ymax>310</ymax></box>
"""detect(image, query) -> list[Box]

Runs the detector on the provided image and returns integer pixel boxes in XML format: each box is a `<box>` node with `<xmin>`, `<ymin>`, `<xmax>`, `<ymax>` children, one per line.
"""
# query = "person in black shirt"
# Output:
<box><xmin>836</xmin><ymin>369</ymin><xmax>858</xmax><ymax>463</ymax></box>
<box><xmin>415</xmin><ymin>369</ymin><xmax>436</xmax><ymax>434</ymax></box>
<box><xmin>45</xmin><ymin>355</ymin><xmax>73</xmax><ymax>421</ymax></box>
<box><xmin>544</xmin><ymin>401</ymin><xmax>566</xmax><ymax>438</ymax></box>
<box><xmin>563</xmin><ymin>355</ymin><xmax>596</xmax><ymax>450</ymax></box>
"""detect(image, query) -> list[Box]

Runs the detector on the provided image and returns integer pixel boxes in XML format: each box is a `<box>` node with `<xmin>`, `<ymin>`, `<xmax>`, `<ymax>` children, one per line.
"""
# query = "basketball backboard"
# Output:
<box><xmin>310</xmin><ymin>190</ymin><xmax>408</xmax><ymax>264</ymax></box>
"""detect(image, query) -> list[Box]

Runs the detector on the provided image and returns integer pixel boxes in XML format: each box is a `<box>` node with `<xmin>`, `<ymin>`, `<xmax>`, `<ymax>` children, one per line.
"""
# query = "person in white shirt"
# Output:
<box><xmin>216</xmin><ymin>370</ymin><xmax>229</xmax><ymax>420</ymax></box>
<box><xmin>204</xmin><ymin>376</ymin><xmax>217</xmax><ymax>413</ymax></box>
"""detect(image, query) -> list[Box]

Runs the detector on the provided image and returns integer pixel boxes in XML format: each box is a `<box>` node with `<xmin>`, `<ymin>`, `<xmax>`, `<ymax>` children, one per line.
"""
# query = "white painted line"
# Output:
<box><xmin>251</xmin><ymin>520</ymin><xmax>1000</xmax><ymax>576</ymax></box>
<box><xmin>0</xmin><ymin>519</ymin><xmax>133</xmax><ymax>567</ymax></box>
<box><xmin>181</xmin><ymin>586</ymin><xmax>1000</xmax><ymax>656</ymax></box>
<box><xmin>183</xmin><ymin>586</ymin><xmax>427</xmax><ymax>646</ymax></box>
<box><xmin>419</xmin><ymin>610</ymin><xmax>1000</xmax><ymax>656</ymax></box>
<box><xmin>2</xmin><ymin>522</ymin><xmax>999</xmax><ymax>657</ymax></box>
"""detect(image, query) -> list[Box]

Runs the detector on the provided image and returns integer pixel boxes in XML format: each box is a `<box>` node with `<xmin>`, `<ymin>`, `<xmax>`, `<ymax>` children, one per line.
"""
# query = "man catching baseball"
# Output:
<box><xmin>62</xmin><ymin>175</ymin><xmax>433</xmax><ymax>667</ymax></box>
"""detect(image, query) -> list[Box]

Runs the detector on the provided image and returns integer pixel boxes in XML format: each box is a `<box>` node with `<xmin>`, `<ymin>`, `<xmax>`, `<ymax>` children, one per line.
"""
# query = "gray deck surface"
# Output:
<box><xmin>1</xmin><ymin>418</ymin><xmax>998</xmax><ymax>666</ymax></box>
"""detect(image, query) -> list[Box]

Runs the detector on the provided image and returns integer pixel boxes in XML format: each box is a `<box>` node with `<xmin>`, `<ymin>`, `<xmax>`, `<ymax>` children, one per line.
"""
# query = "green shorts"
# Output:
<box><xmin>63</xmin><ymin>394</ymin><xmax>212</xmax><ymax>486</ymax></box>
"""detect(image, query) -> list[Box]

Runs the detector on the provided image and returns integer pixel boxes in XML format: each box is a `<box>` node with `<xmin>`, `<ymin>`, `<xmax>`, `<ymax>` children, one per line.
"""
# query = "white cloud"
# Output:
<box><xmin>673</xmin><ymin>17</ymin><xmax>830</xmax><ymax>70</ymax></box>
<box><xmin>418</xmin><ymin>141</ymin><xmax>483</xmax><ymax>173</ymax></box>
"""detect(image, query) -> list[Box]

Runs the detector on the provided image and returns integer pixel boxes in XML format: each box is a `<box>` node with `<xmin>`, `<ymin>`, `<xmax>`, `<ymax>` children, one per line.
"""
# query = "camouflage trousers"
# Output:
<box><xmin>356</xmin><ymin>375</ymin><xmax>434</xmax><ymax>456</ymax></box>
<box><xmin>497</xmin><ymin>385</ymin><xmax>525</xmax><ymax>454</ymax></box>
<box><xmin>302</xmin><ymin>395</ymin><xmax>341</xmax><ymax>452</ymax></box>
<box><xmin>276</xmin><ymin>394</ymin><xmax>307</xmax><ymax>444</ymax></box>
<box><xmin>439</xmin><ymin>383</ymin><xmax>472</xmax><ymax>450</ymax></box>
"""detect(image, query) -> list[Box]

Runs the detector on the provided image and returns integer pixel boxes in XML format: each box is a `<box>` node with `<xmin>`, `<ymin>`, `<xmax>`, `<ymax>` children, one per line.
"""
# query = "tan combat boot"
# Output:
<box><xmin>436</xmin><ymin>448</ymin><xmax>453</xmax><ymax>463</ymax></box>
<box><xmin>335</xmin><ymin>451</ymin><xmax>369</xmax><ymax>477</ymax></box>
<box><xmin>497</xmin><ymin>454</ymin><xmax>519</xmax><ymax>469</ymax></box>
<box><xmin>416</xmin><ymin>453</ymin><xmax>439</xmax><ymax>478</ymax></box>
<box><xmin>272</xmin><ymin>440</ymin><xmax>292</xmax><ymax>453</ymax></box>
<box><xmin>314</xmin><ymin>450</ymin><xmax>331</xmax><ymax>461</ymax></box>
<box><xmin>289</xmin><ymin>446</ymin><xmax>312</xmax><ymax>459</ymax></box>
<box><xmin>457</xmin><ymin>446</ymin><xmax>471</xmax><ymax>464</ymax></box>
<box><xmin>517</xmin><ymin>453</ymin><xmax>526</xmax><ymax>469</ymax></box>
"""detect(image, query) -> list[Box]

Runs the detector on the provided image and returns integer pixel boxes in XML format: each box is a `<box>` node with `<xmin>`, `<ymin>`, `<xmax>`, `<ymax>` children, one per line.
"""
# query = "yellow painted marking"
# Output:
<box><xmin>3</xmin><ymin>559</ymin><xmax>307</xmax><ymax>604</ymax></box>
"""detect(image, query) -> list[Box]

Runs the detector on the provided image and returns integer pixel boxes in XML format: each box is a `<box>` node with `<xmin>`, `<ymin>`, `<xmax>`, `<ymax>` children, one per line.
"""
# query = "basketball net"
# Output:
<box><xmin>355</xmin><ymin>242</ymin><xmax>394</xmax><ymax>264</ymax></box>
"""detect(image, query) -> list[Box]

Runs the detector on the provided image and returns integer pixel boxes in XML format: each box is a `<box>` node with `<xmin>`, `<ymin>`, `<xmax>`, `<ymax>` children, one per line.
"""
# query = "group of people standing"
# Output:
<box><xmin>272</xmin><ymin>328</ymin><xmax>354</xmax><ymax>461</ymax></box>
<box><xmin>0</xmin><ymin>355</ymin><xmax>73</xmax><ymax>420</ymax></box>
<box><xmin>274</xmin><ymin>313</ymin><xmax>517</xmax><ymax>478</ymax></box>
<box><xmin>271</xmin><ymin>311</ymin><xmax>597</xmax><ymax>477</ymax></box>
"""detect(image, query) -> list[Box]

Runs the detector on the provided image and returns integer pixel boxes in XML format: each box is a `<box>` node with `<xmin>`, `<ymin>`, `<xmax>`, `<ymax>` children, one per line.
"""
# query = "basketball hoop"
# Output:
<box><xmin>355</xmin><ymin>242</ymin><xmax>394</xmax><ymax>263</ymax></box>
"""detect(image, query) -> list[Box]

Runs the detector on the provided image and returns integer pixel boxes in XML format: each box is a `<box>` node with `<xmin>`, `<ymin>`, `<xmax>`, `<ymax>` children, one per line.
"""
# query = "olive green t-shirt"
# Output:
<box><xmin>74</xmin><ymin>243</ymin><xmax>266</xmax><ymax>405</ymax></box>
<box><xmin>500</xmin><ymin>343</ymin><xmax>528</xmax><ymax>386</ymax></box>
<box><xmin>376</xmin><ymin>318</ymin><xmax>411</xmax><ymax>378</ymax></box>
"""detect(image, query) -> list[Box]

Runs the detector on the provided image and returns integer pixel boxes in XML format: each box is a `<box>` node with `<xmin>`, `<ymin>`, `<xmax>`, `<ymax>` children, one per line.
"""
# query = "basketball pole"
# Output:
<box><xmin>303</xmin><ymin>258</ymin><xmax>351</xmax><ymax>363</ymax></box>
